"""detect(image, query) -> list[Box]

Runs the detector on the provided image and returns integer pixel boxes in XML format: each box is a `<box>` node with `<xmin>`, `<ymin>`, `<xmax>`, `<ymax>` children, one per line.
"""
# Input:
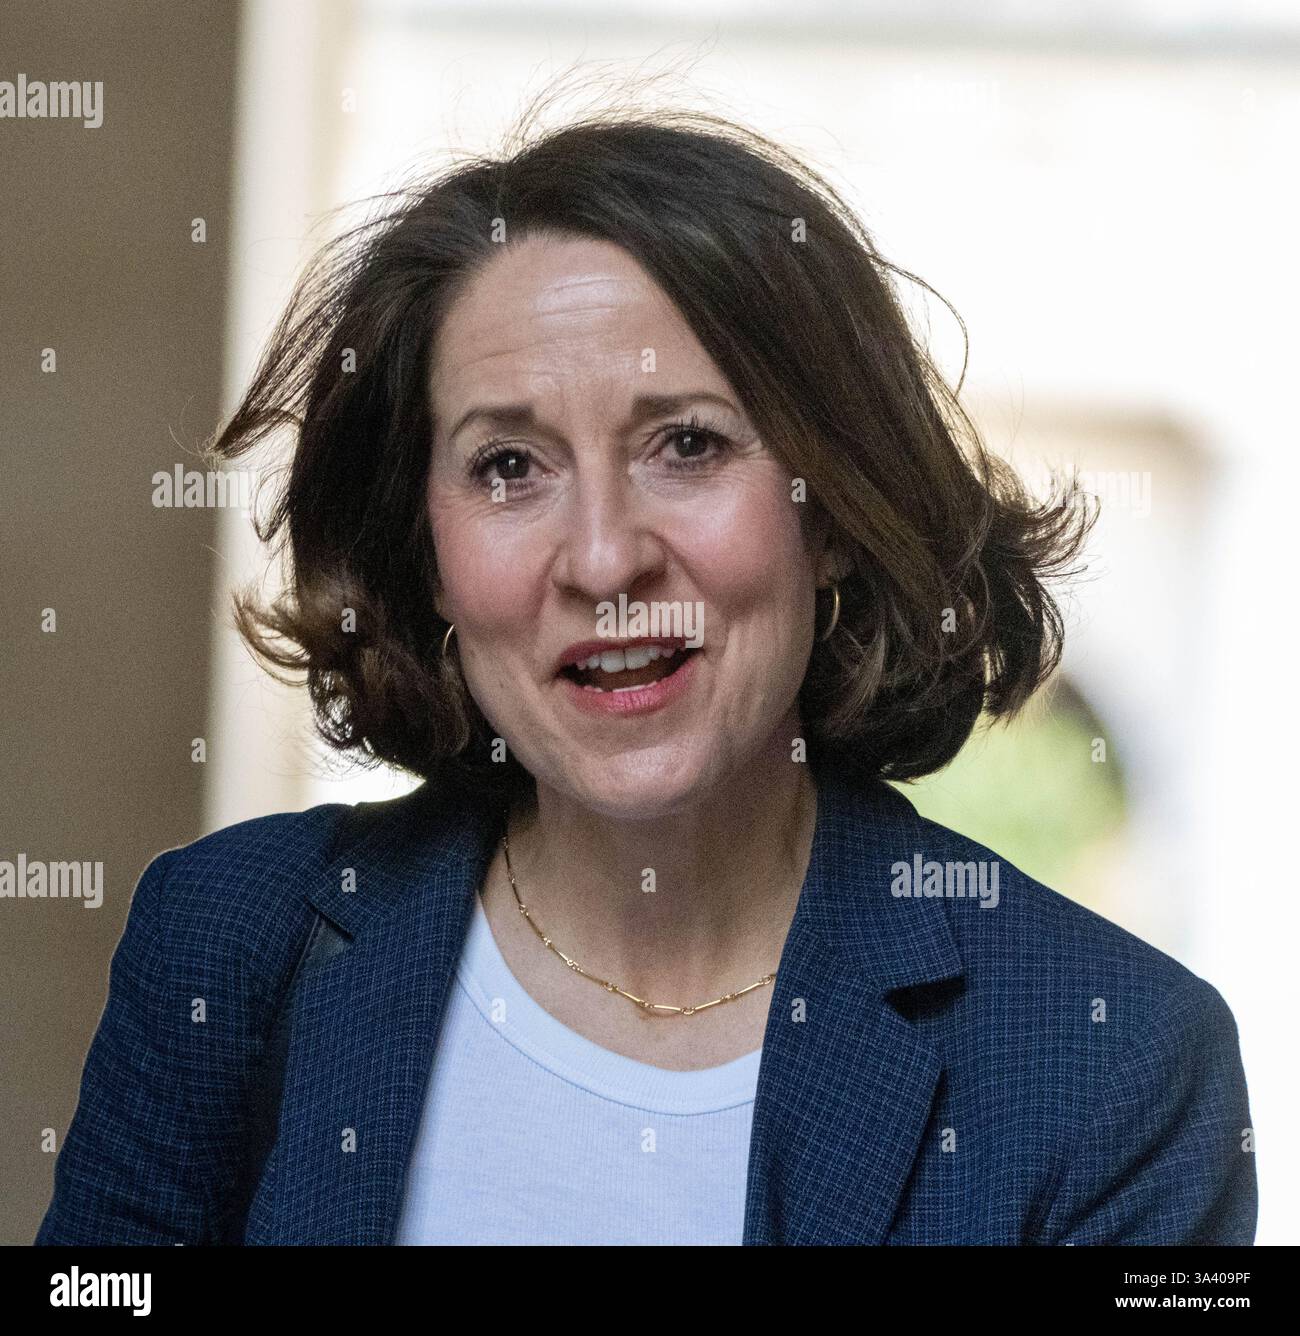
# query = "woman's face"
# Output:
<box><xmin>427</xmin><ymin>232</ymin><xmax>826</xmax><ymax>818</ymax></box>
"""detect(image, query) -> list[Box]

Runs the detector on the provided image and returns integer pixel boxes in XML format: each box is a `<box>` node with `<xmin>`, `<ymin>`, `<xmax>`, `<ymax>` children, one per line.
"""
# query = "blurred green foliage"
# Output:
<box><xmin>890</xmin><ymin>681</ymin><xmax>1126</xmax><ymax>907</ymax></box>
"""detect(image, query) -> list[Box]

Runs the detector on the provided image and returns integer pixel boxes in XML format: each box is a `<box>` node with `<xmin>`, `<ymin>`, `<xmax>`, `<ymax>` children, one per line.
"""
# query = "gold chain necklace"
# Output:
<box><xmin>499</xmin><ymin>831</ymin><xmax>777</xmax><ymax>1016</ymax></box>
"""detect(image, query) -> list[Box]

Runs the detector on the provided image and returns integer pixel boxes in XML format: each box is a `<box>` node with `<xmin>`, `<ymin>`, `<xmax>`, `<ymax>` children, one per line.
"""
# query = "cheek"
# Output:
<box><xmin>426</xmin><ymin>493</ymin><xmax>534</xmax><ymax>632</ymax></box>
<box><xmin>680</xmin><ymin>475</ymin><xmax>811</xmax><ymax>609</ymax></box>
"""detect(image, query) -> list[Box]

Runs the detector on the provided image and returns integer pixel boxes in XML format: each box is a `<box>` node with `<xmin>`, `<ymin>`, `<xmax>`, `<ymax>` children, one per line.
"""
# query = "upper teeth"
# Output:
<box><xmin>577</xmin><ymin>644</ymin><xmax>679</xmax><ymax>672</ymax></box>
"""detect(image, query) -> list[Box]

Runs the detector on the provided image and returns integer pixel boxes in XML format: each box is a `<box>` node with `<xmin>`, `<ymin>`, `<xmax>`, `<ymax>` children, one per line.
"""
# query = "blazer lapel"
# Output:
<box><xmin>249</xmin><ymin>783</ymin><xmax>503</xmax><ymax>1245</ymax></box>
<box><xmin>742</xmin><ymin>769</ymin><xmax>964</xmax><ymax>1245</ymax></box>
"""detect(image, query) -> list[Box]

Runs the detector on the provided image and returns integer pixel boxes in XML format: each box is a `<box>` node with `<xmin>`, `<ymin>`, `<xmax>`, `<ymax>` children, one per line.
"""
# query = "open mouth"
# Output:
<box><xmin>559</xmin><ymin>644</ymin><xmax>700</xmax><ymax>693</ymax></box>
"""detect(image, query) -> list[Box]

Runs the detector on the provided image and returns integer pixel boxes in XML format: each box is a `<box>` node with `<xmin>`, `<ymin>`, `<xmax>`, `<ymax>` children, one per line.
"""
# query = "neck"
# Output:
<box><xmin>497</xmin><ymin>734</ymin><xmax>819</xmax><ymax>1003</ymax></box>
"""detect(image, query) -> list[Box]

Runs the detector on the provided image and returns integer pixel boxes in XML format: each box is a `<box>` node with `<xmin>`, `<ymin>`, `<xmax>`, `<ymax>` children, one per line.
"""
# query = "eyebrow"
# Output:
<box><xmin>445</xmin><ymin>392</ymin><xmax>742</xmax><ymax>444</ymax></box>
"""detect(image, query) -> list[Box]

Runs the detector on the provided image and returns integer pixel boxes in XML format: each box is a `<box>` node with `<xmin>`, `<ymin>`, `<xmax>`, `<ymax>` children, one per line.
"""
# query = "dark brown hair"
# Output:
<box><xmin>210</xmin><ymin>105</ymin><xmax>1094</xmax><ymax>802</ymax></box>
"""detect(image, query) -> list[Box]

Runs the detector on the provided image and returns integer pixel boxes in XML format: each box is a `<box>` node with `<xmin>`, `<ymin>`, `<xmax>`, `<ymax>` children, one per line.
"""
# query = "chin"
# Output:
<box><xmin>549</xmin><ymin>746</ymin><xmax>722</xmax><ymax>820</ymax></box>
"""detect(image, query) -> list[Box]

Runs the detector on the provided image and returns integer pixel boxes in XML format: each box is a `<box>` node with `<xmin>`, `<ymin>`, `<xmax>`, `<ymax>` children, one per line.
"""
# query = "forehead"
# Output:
<box><xmin>430</xmin><ymin>234</ymin><xmax>717</xmax><ymax>402</ymax></box>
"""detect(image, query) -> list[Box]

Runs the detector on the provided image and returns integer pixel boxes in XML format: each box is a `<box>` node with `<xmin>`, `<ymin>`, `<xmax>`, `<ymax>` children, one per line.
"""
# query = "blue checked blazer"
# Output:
<box><xmin>36</xmin><ymin>764</ymin><xmax>1256</xmax><ymax>1245</ymax></box>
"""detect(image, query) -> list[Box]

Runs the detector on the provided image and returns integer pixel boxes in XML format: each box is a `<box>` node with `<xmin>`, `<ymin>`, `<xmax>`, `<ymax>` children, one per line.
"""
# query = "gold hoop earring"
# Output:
<box><xmin>441</xmin><ymin>623</ymin><xmax>456</xmax><ymax>659</ymax></box>
<box><xmin>817</xmin><ymin>582</ymin><xmax>841</xmax><ymax>642</ymax></box>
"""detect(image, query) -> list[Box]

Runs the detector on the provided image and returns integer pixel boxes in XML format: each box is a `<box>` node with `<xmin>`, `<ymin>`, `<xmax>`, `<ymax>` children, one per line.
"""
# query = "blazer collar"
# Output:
<box><xmin>250</xmin><ymin>765</ymin><xmax>963</xmax><ymax>1245</ymax></box>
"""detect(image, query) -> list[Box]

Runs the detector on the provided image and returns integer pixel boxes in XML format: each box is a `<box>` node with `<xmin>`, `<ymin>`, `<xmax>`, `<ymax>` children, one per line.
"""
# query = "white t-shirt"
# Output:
<box><xmin>393</xmin><ymin>893</ymin><xmax>762</xmax><ymax>1245</ymax></box>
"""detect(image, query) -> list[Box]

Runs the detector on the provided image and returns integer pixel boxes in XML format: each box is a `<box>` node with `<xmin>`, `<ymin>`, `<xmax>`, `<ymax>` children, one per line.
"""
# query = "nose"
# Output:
<box><xmin>550</xmin><ymin>466</ymin><xmax>668</xmax><ymax>606</ymax></box>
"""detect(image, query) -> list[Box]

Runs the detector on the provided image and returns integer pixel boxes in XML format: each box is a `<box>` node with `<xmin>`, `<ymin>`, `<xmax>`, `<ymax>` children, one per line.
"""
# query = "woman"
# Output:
<box><xmin>37</xmin><ymin>109</ymin><xmax>1255</xmax><ymax>1245</ymax></box>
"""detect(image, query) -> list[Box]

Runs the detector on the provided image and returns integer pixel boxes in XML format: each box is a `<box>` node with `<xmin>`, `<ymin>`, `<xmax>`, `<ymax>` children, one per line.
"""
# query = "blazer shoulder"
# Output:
<box><xmin>135</xmin><ymin>799</ymin><xmax>360</xmax><ymax>999</ymax></box>
<box><xmin>150</xmin><ymin>799</ymin><xmax>354</xmax><ymax>909</ymax></box>
<box><xmin>136</xmin><ymin>781</ymin><xmax>466</xmax><ymax>986</ymax></box>
<box><xmin>893</xmin><ymin>802</ymin><xmax>1254</xmax><ymax>1242</ymax></box>
<box><xmin>36</xmin><ymin>799</ymin><xmax>369</xmax><ymax>1245</ymax></box>
<box><xmin>901</xmin><ymin>803</ymin><xmax>1233</xmax><ymax>1026</ymax></box>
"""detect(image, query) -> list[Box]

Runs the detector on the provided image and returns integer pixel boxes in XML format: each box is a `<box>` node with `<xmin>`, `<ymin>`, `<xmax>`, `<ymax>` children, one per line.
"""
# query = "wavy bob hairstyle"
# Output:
<box><xmin>211</xmin><ymin>107</ymin><xmax>1093</xmax><ymax>802</ymax></box>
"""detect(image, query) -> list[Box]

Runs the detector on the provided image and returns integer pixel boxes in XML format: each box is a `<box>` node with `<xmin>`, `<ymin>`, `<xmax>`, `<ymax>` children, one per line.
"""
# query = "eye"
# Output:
<box><xmin>659</xmin><ymin>417</ymin><xmax>730</xmax><ymax>470</ymax></box>
<box><xmin>469</xmin><ymin>442</ymin><xmax>533</xmax><ymax>487</ymax></box>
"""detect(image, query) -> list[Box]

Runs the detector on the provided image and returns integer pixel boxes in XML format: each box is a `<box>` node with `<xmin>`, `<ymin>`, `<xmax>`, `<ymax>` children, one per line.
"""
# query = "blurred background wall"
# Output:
<box><xmin>0</xmin><ymin>0</ymin><xmax>239</xmax><ymax>1242</ymax></box>
<box><xmin>3</xmin><ymin>0</ymin><xmax>1296</xmax><ymax>1244</ymax></box>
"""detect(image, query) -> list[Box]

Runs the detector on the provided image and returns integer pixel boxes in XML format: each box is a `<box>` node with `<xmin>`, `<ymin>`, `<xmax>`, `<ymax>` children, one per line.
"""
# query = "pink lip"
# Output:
<box><xmin>558</xmin><ymin>648</ymin><xmax>701</xmax><ymax>717</ymax></box>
